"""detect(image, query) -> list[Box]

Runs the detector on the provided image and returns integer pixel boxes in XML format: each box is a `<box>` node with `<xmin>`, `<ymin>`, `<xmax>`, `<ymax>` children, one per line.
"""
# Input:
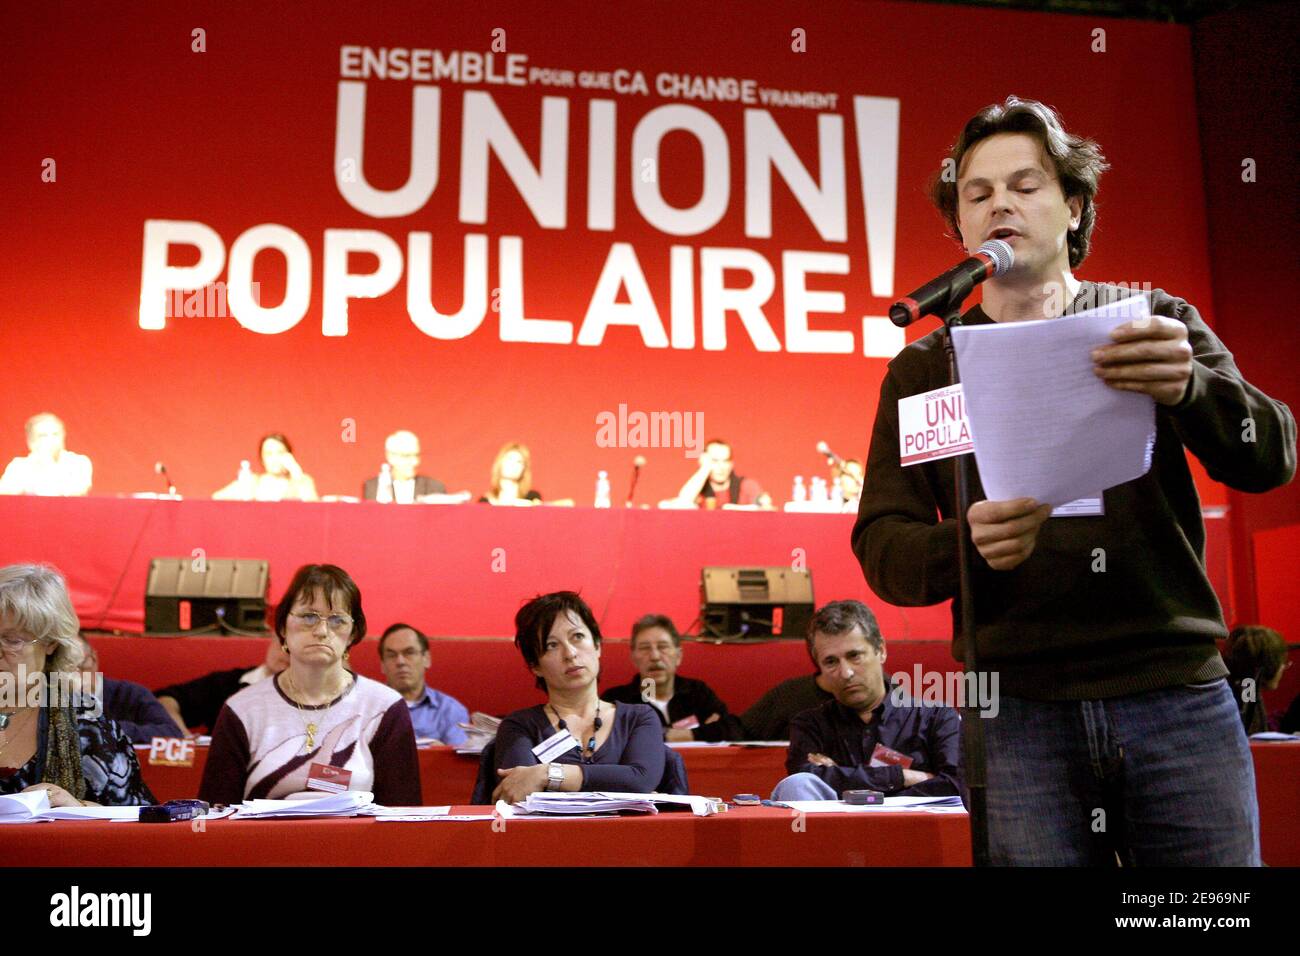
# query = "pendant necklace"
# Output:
<box><xmin>284</xmin><ymin>671</ymin><xmax>347</xmax><ymax>753</ymax></box>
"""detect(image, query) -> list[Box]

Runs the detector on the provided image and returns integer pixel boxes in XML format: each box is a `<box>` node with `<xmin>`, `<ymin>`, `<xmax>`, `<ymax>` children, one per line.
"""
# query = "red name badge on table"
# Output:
<box><xmin>870</xmin><ymin>743</ymin><xmax>913</xmax><ymax>769</ymax></box>
<box><xmin>307</xmin><ymin>763</ymin><xmax>352</xmax><ymax>793</ymax></box>
<box><xmin>147</xmin><ymin>737</ymin><xmax>196</xmax><ymax>767</ymax></box>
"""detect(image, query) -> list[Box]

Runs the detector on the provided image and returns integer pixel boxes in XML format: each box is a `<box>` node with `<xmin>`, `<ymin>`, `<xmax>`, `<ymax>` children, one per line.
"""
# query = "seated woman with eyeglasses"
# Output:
<box><xmin>199</xmin><ymin>564</ymin><xmax>420</xmax><ymax>805</ymax></box>
<box><xmin>492</xmin><ymin>592</ymin><xmax>664</xmax><ymax>803</ymax></box>
<box><xmin>0</xmin><ymin>564</ymin><xmax>154</xmax><ymax>808</ymax></box>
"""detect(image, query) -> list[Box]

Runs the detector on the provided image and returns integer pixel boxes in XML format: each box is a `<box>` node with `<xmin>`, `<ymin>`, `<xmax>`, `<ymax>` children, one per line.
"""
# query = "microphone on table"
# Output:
<box><xmin>154</xmin><ymin>461</ymin><xmax>177</xmax><ymax>496</ymax></box>
<box><xmin>889</xmin><ymin>239</ymin><xmax>1014</xmax><ymax>328</ymax></box>
<box><xmin>816</xmin><ymin>441</ymin><xmax>844</xmax><ymax>468</ymax></box>
<box><xmin>627</xmin><ymin>455</ymin><xmax>647</xmax><ymax>506</ymax></box>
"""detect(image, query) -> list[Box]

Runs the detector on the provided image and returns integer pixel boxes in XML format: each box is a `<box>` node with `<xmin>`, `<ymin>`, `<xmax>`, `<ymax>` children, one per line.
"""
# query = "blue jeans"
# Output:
<box><xmin>771</xmin><ymin>773</ymin><xmax>838</xmax><ymax>802</ymax></box>
<box><xmin>975</xmin><ymin>678</ymin><xmax>1260</xmax><ymax>866</ymax></box>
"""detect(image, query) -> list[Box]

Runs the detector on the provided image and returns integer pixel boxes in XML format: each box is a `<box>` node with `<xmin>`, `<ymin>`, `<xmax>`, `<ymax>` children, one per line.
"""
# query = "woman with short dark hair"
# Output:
<box><xmin>199</xmin><ymin>564</ymin><xmax>420</xmax><ymax>805</ymax></box>
<box><xmin>492</xmin><ymin>591</ymin><xmax>664</xmax><ymax>803</ymax></box>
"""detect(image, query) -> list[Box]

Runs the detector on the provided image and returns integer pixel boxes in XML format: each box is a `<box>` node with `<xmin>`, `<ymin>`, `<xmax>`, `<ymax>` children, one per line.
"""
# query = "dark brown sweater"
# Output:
<box><xmin>853</xmin><ymin>282</ymin><xmax>1295</xmax><ymax>699</ymax></box>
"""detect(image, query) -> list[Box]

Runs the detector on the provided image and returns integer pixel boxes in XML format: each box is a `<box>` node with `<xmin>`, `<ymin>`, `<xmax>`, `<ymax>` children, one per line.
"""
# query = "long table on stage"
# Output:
<box><xmin>126</xmin><ymin>741</ymin><xmax>1300</xmax><ymax>866</ymax></box>
<box><xmin>1</xmin><ymin>806</ymin><xmax>973</xmax><ymax>867</ymax></box>
<box><xmin>0</xmin><ymin>494</ymin><xmax>1237</xmax><ymax>640</ymax></box>
<box><xmin>0</xmin><ymin>495</ymin><xmax>952</xmax><ymax>640</ymax></box>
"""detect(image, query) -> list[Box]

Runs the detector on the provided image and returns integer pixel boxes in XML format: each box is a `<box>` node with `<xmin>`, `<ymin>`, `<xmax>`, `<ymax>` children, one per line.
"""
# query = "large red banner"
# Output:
<box><xmin>3</xmin><ymin>0</ymin><xmax>1222</xmax><ymax>507</ymax></box>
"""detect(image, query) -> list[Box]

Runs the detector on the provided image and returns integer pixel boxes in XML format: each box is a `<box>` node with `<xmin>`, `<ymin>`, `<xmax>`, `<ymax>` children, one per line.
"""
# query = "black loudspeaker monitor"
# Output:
<box><xmin>700</xmin><ymin>566</ymin><xmax>814</xmax><ymax>640</ymax></box>
<box><xmin>145</xmin><ymin>557</ymin><xmax>269</xmax><ymax>633</ymax></box>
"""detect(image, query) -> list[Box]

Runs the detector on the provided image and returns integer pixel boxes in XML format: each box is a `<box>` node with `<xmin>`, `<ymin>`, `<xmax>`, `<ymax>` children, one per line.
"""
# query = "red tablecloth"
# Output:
<box><xmin>132</xmin><ymin>742</ymin><xmax>1300</xmax><ymax>865</ymax></box>
<box><xmin>0</xmin><ymin>806</ymin><xmax>973</xmax><ymax>867</ymax></box>
<box><xmin>0</xmin><ymin>495</ymin><xmax>954</xmax><ymax>639</ymax></box>
<box><xmin>138</xmin><ymin>744</ymin><xmax>788</xmax><ymax>806</ymax></box>
<box><xmin>1249</xmin><ymin>742</ymin><xmax>1300</xmax><ymax>866</ymax></box>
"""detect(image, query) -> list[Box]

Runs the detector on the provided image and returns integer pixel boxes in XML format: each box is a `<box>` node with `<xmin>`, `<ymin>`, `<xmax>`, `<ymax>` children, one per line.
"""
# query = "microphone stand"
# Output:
<box><xmin>938</xmin><ymin>273</ymin><xmax>990</xmax><ymax>868</ymax></box>
<box><xmin>626</xmin><ymin>465</ymin><xmax>641</xmax><ymax>507</ymax></box>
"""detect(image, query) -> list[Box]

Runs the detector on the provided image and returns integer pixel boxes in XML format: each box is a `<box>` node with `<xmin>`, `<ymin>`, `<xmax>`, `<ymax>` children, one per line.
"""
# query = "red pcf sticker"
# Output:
<box><xmin>870</xmin><ymin>743</ymin><xmax>914</xmax><ymax>769</ymax></box>
<box><xmin>306</xmin><ymin>762</ymin><xmax>352</xmax><ymax>793</ymax></box>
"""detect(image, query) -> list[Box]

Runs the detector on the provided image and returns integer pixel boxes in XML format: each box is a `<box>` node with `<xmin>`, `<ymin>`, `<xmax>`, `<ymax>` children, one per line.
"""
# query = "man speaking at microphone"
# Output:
<box><xmin>853</xmin><ymin>96</ymin><xmax>1295</xmax><ymax>865</ymax></box>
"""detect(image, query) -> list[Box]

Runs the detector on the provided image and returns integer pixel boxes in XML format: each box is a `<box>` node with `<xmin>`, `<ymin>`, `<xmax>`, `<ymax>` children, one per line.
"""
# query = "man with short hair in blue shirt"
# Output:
<box><xmin>378</xmin><ymin>623</ymin><xmax>470</xmax><ymax>746</ymax></box>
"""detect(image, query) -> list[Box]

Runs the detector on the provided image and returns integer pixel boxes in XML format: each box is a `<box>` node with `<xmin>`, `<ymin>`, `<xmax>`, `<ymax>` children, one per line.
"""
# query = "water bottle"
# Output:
<box><xmin>811</xmin><ymin>477</ymin><xmax>829</xmax><ymax>503</ymax></box>
<box><xmin>792</xmin><ymin>476</ymin><xmax>807</xmax><ymax>502</ymax></box>
<box><xmin>595</xmin><ymin>470</ymin><xmax>612</xmax><ymax>508</ymax></box>
<box><xmin>237</xmin><ymin>460</ymin><xmax>255</xmax><ymax>500</ymax></box>
<box><xmin>377</xmin><ymin>463</ymin><xmax>394</xmax><ymax>503</ymax></box>
<box><xmin>831</xmin><ymin>481</ymin><xmax>845</xmax><ymax>506</ymax></box>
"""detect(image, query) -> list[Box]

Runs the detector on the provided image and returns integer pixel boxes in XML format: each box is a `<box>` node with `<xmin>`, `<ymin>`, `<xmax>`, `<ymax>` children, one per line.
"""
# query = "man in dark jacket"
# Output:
<box><xmin>153</xmin><ymin>638</ymin><xmax>288</xmax><ymax>733</ymax></box>
<box><xmin>854</xmin><ymin>96</ymin><xmax>1295</xmax><ymax>865</ymax></box>
<box><xmin>603</xmin><ymin>614</ymin><xmax>744</xmax><ymax>741</ymax></box>
<box><xmin>771</xmin><ymin>601</ymin><xmax>961</xmax><ymax>801</ymax></box>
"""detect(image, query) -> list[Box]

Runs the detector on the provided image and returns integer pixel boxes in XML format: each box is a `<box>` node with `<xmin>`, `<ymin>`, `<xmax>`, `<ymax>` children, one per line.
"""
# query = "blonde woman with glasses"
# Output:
<box><xmin>0</xmin><ymin>564</ymin><xmax>153</xmax><ymax>807</ymax></box>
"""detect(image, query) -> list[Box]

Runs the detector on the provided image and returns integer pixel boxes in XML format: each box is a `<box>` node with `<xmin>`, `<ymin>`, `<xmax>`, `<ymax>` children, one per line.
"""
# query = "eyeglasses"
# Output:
<box><xmin>0</xmin><ymin>633</ymin><xmax>43</xmax><ymax>653</ymax></box>
<box><xmin>289</xmin><ymin>611</ymin><xmax>354</xmax><ymax>634</ymax></box>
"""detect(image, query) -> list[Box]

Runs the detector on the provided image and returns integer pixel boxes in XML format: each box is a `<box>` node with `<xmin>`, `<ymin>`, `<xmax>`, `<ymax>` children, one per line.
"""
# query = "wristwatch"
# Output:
<box><xmin>546</xmin><ymin>762</ymin><xmax>565</xmax><ymax>791</ymax></box>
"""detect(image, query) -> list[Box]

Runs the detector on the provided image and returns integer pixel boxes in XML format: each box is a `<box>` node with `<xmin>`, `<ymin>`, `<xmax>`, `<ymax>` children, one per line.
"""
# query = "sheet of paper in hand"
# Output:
<box><xmin>950</xmin><ymin>295</ymin><xmax>1157</xmax><ymax>507</ymax></box>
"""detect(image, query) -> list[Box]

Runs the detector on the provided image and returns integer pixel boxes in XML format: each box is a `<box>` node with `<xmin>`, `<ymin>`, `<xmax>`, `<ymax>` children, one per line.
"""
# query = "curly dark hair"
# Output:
<box><xmin>929</xmin><ymin>96</ymin><xmax>1109</xmax><ymax>269</ymax></box>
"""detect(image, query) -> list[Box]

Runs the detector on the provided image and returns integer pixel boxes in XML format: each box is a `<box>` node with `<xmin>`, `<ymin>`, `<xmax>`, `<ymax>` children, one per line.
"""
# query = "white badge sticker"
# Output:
<box><xmin>1051</xmin><ymin>495</ymin><xmax>1105</xmax><ymax>517</ymax></box>
<box><xmin>898</xmin><ymin>384</ymin><xmax>974</xmax><ymax>466</ymax></box>
<box><xmin>532</xmin><ymin>729</ymin><xmax>580</xmax><ymax>764</ymax></box>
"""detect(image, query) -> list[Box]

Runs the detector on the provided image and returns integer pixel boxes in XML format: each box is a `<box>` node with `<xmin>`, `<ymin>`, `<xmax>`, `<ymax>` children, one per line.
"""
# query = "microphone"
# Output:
<box><xmin>626</xmin><ymin>455</ymin><xmax>646</xmax><ymax>506</ymax></box>
<box><xmin>154</xmin><ymin>461</ymin><xmax>177</xmax><ymax>496</ymax></box>
<box><xmin>816</xmin><ymin>441</ymin><xmax>844</xmax><ymax>467</ymax></box>
<box><xmin>889</xmin><ymin>239</ymin><xmax>1014</xmax><ymax>328</ymax></box>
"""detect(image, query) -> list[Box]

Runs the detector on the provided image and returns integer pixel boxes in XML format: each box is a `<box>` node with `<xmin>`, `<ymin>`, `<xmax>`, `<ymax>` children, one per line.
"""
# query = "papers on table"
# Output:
<box><xmin>0</xmin><ymin>791</ymin><xmax>143</xmax><ymax>823</ymax></box>
<box><xmin>667</xmin><ymin>739</ymin><xmax>788</xmax><ymax>748</ymax></box>
<box><xmin>779</xmin><ymin>795</ymin><xmax>966</xmax><ymax>813</ymax></box>
<box><xmin>359</xmin><ymin>805</ymin><xmax>497</xmax><ymax>822</ymax></box>
<box><xmin>665</xmin><ymin>740</ymin><xmax>730</xmax><ymax>748</ymax></box>
<box><xmin>454</xmin><ymin>711</ymin><xmax>502</xmax><ymax>754</ymax></box>
<box><xmin>375</xmin><ymin>814</ymin><xmax>497</xmax><ymax>823</ymax></box>
<box><xmin>358</xmin><ymin>805</ymin><xmax>452</xmax><ymax>816</ymax></box>
<box><xmin>1250</xmin><ymin>732</ymin><xmax>1300</xmax><ymax>741</ymax></box>
<box><xmin>229</xmin><ymin>790</ymin><xmax>373</xmax><ymax>819</ymax></box>
<box><xmin>498</xmin><ymin>791</ymin><xmax>723</xmax><ymax>818</ymax></box>
<box><xmin>950</xmin><ymin>295</ymin><xmax>1157</xmax><ymax>507</ymax></box>
<box><xmin>0</xmin><ymin>791</ymin><xmax>55</xmax><ymax>823</ymax></box>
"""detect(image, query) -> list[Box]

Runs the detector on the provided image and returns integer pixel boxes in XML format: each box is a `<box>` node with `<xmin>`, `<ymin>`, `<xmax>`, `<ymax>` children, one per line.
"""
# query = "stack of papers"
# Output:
<box><xmin>229</xmin><ymin>790</ymin><xmax>374</xmax><ymax>819</ymax></box>
<box><xmin>497</xmin><ymin>791</ymin><xmax>722</xmax><ymax>818</ymax></box>
<box><xmin>950</xmin><ymin>296</ymin><xmax>1157</xmax><ymax>507</ymax></box>
<box><xmin>454</xmin><ymin>712</ymin><xmax>501</xmax><ymax>754</ymax></box>
<box><xmin>357</xmin><ymin>806</ymin><xmax>498</xmax><ymax>822</ymax></box>
<box><xmin>778</xmin><ymin>795</ymin><xmax>966</xmax><ymax>813</ymax></box>
<box><xmin>0</xmin><ymin>791</ymin><xmax>143</xmax><ymax>823</ymax></box>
